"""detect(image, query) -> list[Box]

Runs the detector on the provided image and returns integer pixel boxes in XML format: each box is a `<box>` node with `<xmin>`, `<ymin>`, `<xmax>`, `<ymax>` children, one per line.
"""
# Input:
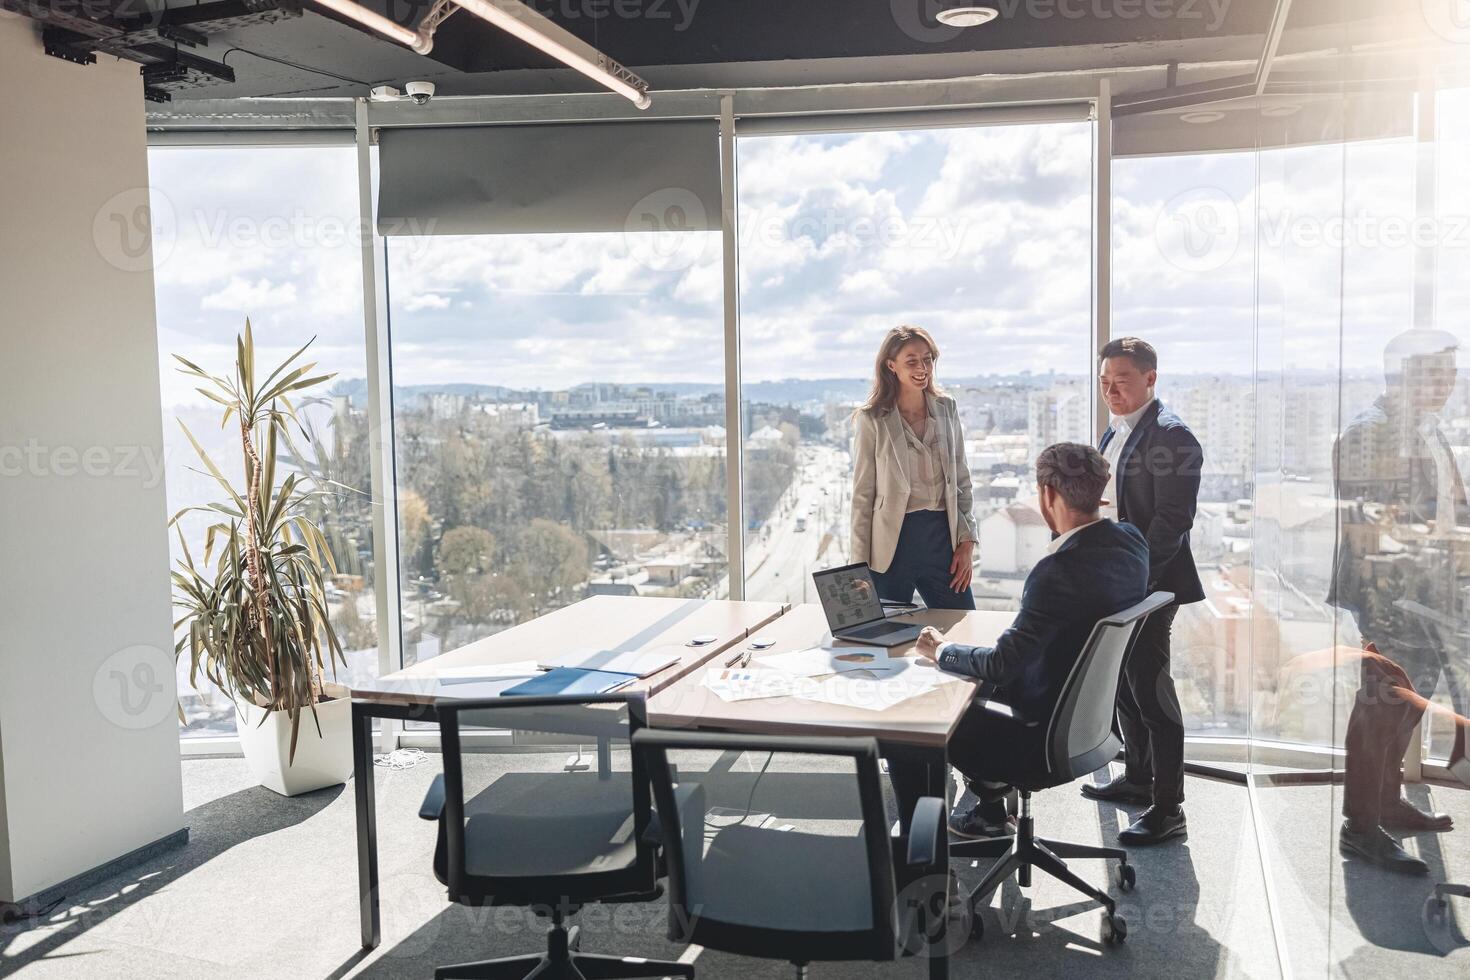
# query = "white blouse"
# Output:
<box><xmin>900</xmin><ymin>415</ymin><xmax>946</xmax><ymax>513</ymax></box>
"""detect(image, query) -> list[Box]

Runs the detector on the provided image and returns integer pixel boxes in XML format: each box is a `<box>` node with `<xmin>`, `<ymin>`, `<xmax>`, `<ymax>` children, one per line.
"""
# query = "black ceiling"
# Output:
<box><xmin>13</xmin><ymin>0</ymin><xmax>1290</xmax><ymax>101</ymax></box>
<box><xmin>7</xmin><ymin>0</ymin><xmax>1448</xmax><ymax>104</ymax></box>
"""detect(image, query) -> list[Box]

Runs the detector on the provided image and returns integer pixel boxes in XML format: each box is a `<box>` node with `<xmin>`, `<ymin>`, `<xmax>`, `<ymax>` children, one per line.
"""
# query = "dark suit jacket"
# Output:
<box><xmin>936</xmin><ymin>519</ymin><xmax>1149</xmax><ymax>719</ymax></box>
<box><xmin>1328</xmin><ymin>395</ymin><xmax>1467</xmax><ymax>649</ymax></box>
<box><xmin>1099</xmin><ymin>400</ymin><xmax>1205</xmax><ymax>605</ymax></box>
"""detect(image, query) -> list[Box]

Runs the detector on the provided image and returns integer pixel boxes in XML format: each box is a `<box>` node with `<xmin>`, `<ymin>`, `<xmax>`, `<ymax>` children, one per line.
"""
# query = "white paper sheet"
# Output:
<box><xmin>753</xmin><ymin>645</ymin><xmax>903</xmax><ymax>678</ymax></box>
<box><xmin>791</xmin><ymin>660</ymin><xmax>966</xmax><ymax>712</ymax></box>
<box><xmin>700</xmin><ymin>668</ymin><xmax>817</xmax><ymax>702</ymax></box>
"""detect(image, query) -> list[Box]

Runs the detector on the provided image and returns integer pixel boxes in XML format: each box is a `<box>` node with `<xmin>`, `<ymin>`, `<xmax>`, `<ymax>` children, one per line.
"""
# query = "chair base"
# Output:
<box><xmin>951</xmin><ymin>792</ymin><xmax>1132</xmax><ymax>941</ymax></box>
<box><xmin>435</xmin><ymin>920</ymin><xmax>695</xmax><ymax>980</ymax></box>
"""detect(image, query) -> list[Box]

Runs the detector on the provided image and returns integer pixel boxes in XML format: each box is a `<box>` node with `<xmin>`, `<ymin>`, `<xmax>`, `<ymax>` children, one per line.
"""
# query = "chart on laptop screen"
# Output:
<box><xmin>814</xmin><ymin>567</ymin><xmax>881</xmax><ymax>629</ymax></box>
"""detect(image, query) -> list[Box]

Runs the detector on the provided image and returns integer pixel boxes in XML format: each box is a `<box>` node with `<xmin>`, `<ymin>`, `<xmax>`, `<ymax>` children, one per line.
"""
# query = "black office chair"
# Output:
<box><xmin>952</xmin><ymin>590</ymin><xmax>1175</xmax><ymax>945</ymax></box>
<box><xmin>419</xmin><ymin>693</ymin><xmax>694</xmax><ymax>980</ymax></box>
<box><xmin>630</xmin><ymin>729</ymin><xmax>947</xmax><ymax>980</ymax></box>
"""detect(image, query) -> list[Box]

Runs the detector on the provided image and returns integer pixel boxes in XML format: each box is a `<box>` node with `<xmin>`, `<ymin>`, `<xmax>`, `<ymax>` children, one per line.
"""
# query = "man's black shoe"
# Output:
<box><xmin>1081</xmin><ymin>773</ymin><xmax>1154</xmax><ymax>804</ymax></box>
<box><xmin>1379</xmin><ymin>798</ymin><xmax>1454</xmax><ymax>834</ymax></box>
<box><xmin>949</xmin><ymin>800</ymin><xmax>1014</xmax><ymax>840</ymax></box>
<box><xmin>1339</xmin><ymin>821</ymin><xmax>1429</xmax><ymax>874</ymax></box>
<box><xmin>1118</xmin><ymin>805</ymin><xmax>1187</xmax><ymax>845</ymax></box>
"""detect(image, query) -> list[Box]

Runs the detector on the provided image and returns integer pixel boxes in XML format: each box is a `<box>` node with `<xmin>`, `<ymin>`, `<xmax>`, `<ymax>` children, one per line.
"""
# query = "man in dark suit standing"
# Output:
<box><xmin>1327</xmin><ymin>328</ymin><xmax>1460</xmax><ymax>872</ymax></box>
<box><xmin>890</xmin><ymin>443</ymin><xmax>1149</xmax><ymax>838</ymax></box>
<box><xmin>1080</xmin><ymin>337</ymin><xmax>1204</xmax><ymax>845</ymax></box>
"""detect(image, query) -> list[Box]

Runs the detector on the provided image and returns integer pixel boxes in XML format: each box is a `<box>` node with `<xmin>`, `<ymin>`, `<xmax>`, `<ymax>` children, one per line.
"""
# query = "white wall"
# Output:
<box><xmin>0</xmin><ymin>13</ymin><xmax>184</xmax><ymax>902</ymax></box>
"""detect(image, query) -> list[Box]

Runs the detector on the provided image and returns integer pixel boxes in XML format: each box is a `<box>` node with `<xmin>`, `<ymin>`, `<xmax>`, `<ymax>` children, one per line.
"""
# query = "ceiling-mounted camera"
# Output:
<box><xmin>405</xmin><ymin>81</ymin><xmax>435</xmax><ymax>106</ymax></box>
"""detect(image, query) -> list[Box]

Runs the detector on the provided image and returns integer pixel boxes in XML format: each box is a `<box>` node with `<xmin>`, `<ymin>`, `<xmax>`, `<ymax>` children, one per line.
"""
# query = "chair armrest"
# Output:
<box><xmin>976</xmin><ymin>698</ymin><xmax>1037</xmax><ymax>727</ymax></box>
<box><xmin>642</xmin><ymin>810</ymin><xmax>663</xmax><ymax>846</ymax></box>
<box><xmin>419</xmin><ymin>774</ymin><xmax>446</xmax><ymax>821</ymax></box>
<box><xmin>906</xmin><ymin>796</ymin><xmax>945</xmax><ymax>868</ymax></box>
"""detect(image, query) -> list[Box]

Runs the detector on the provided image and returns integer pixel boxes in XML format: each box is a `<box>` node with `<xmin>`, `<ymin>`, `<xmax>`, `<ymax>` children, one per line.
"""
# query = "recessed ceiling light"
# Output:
<box><xmin>937</xmin><ymin>6</ymin><xmax>1000</xmax><ymax>27</ymax></box>
<box><xmin>1180</xmin><ymin>111</ymin><xmax>1226</xmax><ymax>124</ymax></box>
<box><xmin>1260</xmin><ymin>103</ymin><xmax>1302</xmax><ymax>117</ymax></box>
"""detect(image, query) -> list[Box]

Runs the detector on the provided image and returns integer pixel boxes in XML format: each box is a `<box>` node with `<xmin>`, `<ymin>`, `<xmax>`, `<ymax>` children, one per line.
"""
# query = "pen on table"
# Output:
<box><xmin>725</xmin><ymin>649</ymin><xmax>754</xmax><ymax>668</ymax></box>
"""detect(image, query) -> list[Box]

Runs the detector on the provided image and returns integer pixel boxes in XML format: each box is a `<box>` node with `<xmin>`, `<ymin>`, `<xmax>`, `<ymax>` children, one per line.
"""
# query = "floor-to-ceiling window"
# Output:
<box><xmin>385</xmin><ymin>228</ymin><xmax>725</xmax><ymax>666</ymax></box>
<box><xmin>1113</xmin><ymin>148</ymin><xmax>1259</xmax><ymax>740</ymax></box>
<box><xmin>735</xmin><ymin>120</ymin><xmax>1094</xmax><ymax>606</ymax></box>
<box><xmin>149</xmin><ymin>144</ymin><xmax>376</xmax><ymax>736</ymax></box>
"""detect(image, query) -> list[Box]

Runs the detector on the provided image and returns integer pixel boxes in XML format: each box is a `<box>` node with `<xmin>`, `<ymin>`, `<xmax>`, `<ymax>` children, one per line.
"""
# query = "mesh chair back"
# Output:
<box><xmin>434</xmin><ymin>693</ymin><xmax>656</xmax><ymax>906</ymax></box>
<box><xmin>1046</xmin><ymin>591</ymin><xmax>1174</xmax><ymax>779</ymax></box>
<box><xmin>631</xmin><ymin>729</ymin><xmax>902</xmax><ymax>964</ymax></box>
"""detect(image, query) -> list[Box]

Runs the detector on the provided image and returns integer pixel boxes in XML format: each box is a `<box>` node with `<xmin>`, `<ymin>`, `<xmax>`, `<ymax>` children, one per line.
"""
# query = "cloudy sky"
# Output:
<box><xmin>150</xmin><ymin>92</ymin><xmax>1470</xmax><ymax>411</ymax></box>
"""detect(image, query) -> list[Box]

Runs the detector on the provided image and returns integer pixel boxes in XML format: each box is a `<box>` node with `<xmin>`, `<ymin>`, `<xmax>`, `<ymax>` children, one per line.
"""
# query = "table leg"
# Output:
<box><xmin>353</xmin><ymin>701</ymin><xmax>380</xmax><ymax>949</ymax></box>
<box><xmin>924</xmin><ymin>745</ymin><xmax>950</xmax><ymax>980</ymax></box>
<box><xmin>597</xmin><ymin>735</ymin><xmax>612</xmax><ymax>780</ymax></box>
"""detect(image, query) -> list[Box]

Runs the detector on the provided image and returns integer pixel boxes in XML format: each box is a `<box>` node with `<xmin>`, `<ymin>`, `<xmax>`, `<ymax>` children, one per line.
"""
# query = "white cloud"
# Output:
<box><xmin>200</xmin><ymin>276</ymin><xmax>297</xmax><ymax>312</ymax></box>
<box><xmin>404</xmin><ymin>292</ymin><xmax>452</xmax><ymax>312</ymax></box>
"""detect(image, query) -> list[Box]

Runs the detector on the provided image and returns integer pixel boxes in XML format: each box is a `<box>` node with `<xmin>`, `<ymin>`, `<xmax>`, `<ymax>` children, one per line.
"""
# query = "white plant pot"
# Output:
<box><xmin>235</xmin><ymin>697</ymin><xmax>353</xmax><ymax>797</ymax></box>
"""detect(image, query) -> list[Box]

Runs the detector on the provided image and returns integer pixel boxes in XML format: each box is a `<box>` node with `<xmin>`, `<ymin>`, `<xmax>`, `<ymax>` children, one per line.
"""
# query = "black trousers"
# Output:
<box><xmin>888</xmin><ymin>686</ymin><xmax>1043</xmax><ymax>817</ymax></box>
<box><xmin>1342</xmin><ymin>649</ymin><xmax>1426</xmax><ymax>827</ymax></box>
<box><xmin>871</xmin><ymin>510</ymin><xmax>976</xmax><ymax>611</ymax></box>
<box><xmin>1118</xmin><ymin>603</ymin><xmax>1185</xmax><ymax>807</ymax></box>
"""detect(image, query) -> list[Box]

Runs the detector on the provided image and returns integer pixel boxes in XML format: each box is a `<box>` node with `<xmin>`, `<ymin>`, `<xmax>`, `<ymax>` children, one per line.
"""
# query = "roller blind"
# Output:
<box><xmin>376</xmin><ymin>121</ymin><xmax>722</xmax><ymax>236</ymax></box>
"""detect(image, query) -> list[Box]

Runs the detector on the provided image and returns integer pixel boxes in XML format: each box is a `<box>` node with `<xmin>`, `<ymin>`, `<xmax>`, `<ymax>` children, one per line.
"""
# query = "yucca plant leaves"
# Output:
<box><xmin>170</xmin><ymin>320</ymin><xmax>352</xmax><ymax>765</ymax></box>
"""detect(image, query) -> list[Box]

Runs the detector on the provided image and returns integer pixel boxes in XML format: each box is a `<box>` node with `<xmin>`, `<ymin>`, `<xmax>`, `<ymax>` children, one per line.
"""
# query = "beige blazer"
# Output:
<box><xmin>850</xmin><ymin>392</ymin><xmax>978</xmax><ymax>574</ymax></box>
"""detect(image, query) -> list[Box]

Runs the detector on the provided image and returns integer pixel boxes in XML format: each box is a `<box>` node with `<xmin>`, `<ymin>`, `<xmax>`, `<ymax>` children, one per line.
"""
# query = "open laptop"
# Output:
<box><xmin>811</xmin><ymin>562</ymin><xmax>924</xmax><ymax>647</ymax></box>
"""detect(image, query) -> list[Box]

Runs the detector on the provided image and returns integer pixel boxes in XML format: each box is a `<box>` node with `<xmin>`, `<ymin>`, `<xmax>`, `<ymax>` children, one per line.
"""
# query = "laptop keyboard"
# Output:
<box><xmin>850</xmin><ymin>622</ymin><xmax>910</xmax><ymax>639</ymax></box>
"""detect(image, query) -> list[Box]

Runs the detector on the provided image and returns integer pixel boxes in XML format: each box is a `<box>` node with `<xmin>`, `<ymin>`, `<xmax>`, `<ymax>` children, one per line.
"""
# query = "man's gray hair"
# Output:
<box><xmin>1036</xmin><ymin>442</ymin><xmax>1110</xmax><ymax>513</ymax></box>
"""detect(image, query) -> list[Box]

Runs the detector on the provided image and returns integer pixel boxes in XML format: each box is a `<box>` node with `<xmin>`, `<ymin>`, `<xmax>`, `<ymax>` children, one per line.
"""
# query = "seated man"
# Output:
<box><xmin>889</xmin><ymin>442</ymin><xmax>1149</xmax><ymax>838</ymax></box>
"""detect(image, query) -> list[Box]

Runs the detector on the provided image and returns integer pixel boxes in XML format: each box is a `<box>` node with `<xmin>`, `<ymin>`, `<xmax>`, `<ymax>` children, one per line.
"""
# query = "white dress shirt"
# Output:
<box><xmin>1102</xmin><ymin>398</ymin><xmax>1155</xmax><ymax>521</ymax></box>
<box><xmin>1418</xmin><ymin>413</ymin><xmax>1461</xmax><ymax>540</ymax></box>
<box><xmin>1047</xmin><ymin>517</ymin><xmax>1104</xmax><ymax>555</ymax></box>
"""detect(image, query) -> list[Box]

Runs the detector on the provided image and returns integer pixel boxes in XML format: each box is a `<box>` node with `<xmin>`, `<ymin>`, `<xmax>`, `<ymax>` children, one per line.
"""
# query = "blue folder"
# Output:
<box><xmin>501</xmin><ymin>666</ymin><xmax>638</xmax><ymax>698</ymax></box>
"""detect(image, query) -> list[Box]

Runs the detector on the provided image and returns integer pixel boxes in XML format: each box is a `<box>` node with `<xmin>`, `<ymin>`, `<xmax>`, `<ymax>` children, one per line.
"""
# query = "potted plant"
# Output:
<box><xmin>170</xmin><ymin>321</ymin><xmax>355</xmax><ymax>796</ymax></box>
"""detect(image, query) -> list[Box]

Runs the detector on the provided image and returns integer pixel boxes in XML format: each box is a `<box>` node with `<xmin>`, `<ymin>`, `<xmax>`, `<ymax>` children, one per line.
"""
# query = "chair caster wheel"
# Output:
<box><xmin>1422</xmin><ymin>894</ymin><xmax>1467</xmax><ymax>954</ymax></box>
<box><xmin>1114</xmin><ymin>862</ymin><xmax>1136</xmax><ymax>892</ymax></box>
<box><xmin>1102</xmin><ymin>913</ymin><xmax>1127</xmax><ymax>945</ymax></box>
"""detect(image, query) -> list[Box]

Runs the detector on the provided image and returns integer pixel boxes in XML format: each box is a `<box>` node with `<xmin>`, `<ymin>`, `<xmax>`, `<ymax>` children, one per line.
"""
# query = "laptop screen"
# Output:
<box><xmin>812</xmin><ymin>564</ymin><xmax>884</xmax><ymax>630</ymax></box>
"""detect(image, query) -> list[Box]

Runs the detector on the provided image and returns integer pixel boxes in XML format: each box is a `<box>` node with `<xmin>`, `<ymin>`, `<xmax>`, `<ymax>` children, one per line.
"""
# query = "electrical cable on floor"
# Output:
<box><xmin>705</xmin><ymin>751</ymin><xmax>775</xmax><ymax>829</ymax></box>
<box><xmin>374</xmin><ymin>747</ymin><xmax>427</xmax><ymax>771</ymax></box>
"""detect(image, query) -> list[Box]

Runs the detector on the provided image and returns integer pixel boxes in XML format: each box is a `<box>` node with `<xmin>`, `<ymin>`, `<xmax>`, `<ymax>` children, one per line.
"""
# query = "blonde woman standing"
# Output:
<box><xmin>850</xmin><ymin>326</ymin><xmax>977</xmax><ymax>609</ymax></box>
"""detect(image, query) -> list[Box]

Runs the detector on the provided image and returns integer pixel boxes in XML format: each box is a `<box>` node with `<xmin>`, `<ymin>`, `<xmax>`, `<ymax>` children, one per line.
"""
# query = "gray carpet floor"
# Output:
<box><xmin>1</xmin><ymin>755</ymin><xmax>1466</xmax><ymax>979</ymax></box>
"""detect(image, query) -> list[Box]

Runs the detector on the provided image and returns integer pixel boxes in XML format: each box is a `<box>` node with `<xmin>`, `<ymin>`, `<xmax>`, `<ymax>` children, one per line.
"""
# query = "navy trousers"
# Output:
<box><xmin>870</xmin><ymin>509</ymin><xmax>975</xmax><ymax>611</ymax></box>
